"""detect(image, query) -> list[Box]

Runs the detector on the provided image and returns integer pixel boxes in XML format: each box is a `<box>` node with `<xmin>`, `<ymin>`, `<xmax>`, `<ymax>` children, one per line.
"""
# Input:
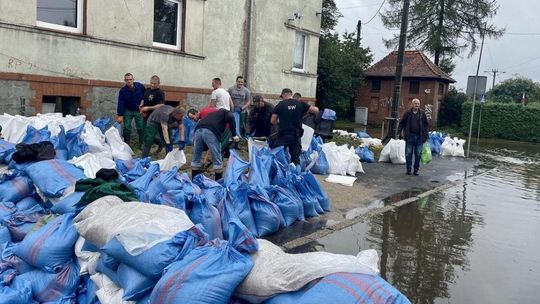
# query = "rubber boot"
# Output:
<box><xmin>191</xmin><ymin>169</ymin><xmax>201</xmax><ymax>179</ymax></box>
<box><xmin>214</xmin><ymin>171</ymin><xmax>223</xmax><ymax>181</ymax></box>
<box><xmin>141</xmin><ymin>145</ymin><xmax>151</xmax><ymax>158</ymax></box>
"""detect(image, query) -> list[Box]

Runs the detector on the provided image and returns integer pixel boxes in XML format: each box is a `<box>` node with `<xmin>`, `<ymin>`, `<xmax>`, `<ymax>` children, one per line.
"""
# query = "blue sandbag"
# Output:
<box><xmin>356</xmin><ymin>131</ymin><xmax>370</xmax><ymax>138</ymax></box>
<box><xmin>96</xmin><ymin>253</ymin><xmax>120</xmax><ymax>285</ymax></box>
<box><xmin>248</xmin><ymin>147</ymin><xmax>273</xmax><ymax>187</ymax></box>
<box><xmin>156</xmin><ymin>190</ymin><xmax>186</xmax><ymax>210</ymax></box>
<box><xmin>24</xmin><ymin>159</ymin><xmax>86</xmax><ymax>198</ymax></box>
<box><xmin>92</xmin><ymin>117</ymin><xmax>112</xmax><ymax>134</ymax></box>
<box><xmin>248</xmin><ymin>186</ymin><xmax>282</xmax><ymax>237</ymax></box>
<box><xmin>193</xmin><ymin>174</ymin><xmax>226</xmax><ymax>207</ymax></box>
<box><xmin>189</xmin><ymin>196</ymin><xmax>223</xmax><ymax>240</ymax></box>
<box><xmin>0</xmin><ymin>276</ymin><xmax>33</xmax><ymax>304</ymax></box>
<box><xmin>225</xmin><ymin>183</ymin><xmax>257</xmax><ymax>237</ymax></box>
<box><xmin>1</xmin><ymin>242</ymin><xmax>34</xmax><ymax>275</ymax></box>
<box><xmin>321</xmin><ymin>108</ymin><xmax>337</xmax><ymax>121</ymax></box>
<box><xmin>183</xmin><ymin>116</ymin><xmax>196</xmax><ymax>146</ymax></box>
<box><xmin>147</xmin><ymin>168</ymin><xmax>183</xmax><ymax>204</ymax></box>
<box><xmin>15</xmin><ymin>196</ymin><xmax>40</xmax><ymax>211</ymax></box>
<box><xmin>115</xmin><ymin>157</ymin><xmax>151</xmax><ymax>177</ymax></box>
<box><xmin>0</xmin><ymin>139</ymin><xmax>16</xmax><ymax>164</ymax></box>
<box><xmin>270</xmin><ymin>186</ymin><xmax>302</xmax><ymax>227</ymax></box>
<box><xmin>14</xmin><ymin>262</ymin><xmax>80</xmax><ymax>303</ymax></box>
<box><xmin>310</xmin><ymin>148</ymin><xmax>329</xmax><ymax>175</ymax></box>
<box><xmin>50</xmin><ymin>192</ymin><xmax>85</xmax><ymax>214</ymax></box>
<box><xmin>222</xmin><ymin>205</ymin><xmax>259</xmax><ymax>254</ymax></box>
<box><xmin>21</xmin><ymin>125</ymin><xmax>51</xmax><ymax>144</ymax></box>
<box><xmin>129</xmin><ymin>163</ymin><xmax>160</xmax><ymax>201</ymax></box>
<box><xmin>66</xmin><ymin>124</ymin><xmax>88</xmax><ymax>159</ymax></box>
<box><xmin>355</xmin><ymin>145</ymin><xmax>375</xmax><ymax>163</ymax></box>
<box><xmin>0</xmin><ymin>173</ymin><xmax>35</xmax><ymax>203</ymax></box>
<box><xmin>4</xmin><ymin>204</ymin><xmax>46</xmax><ymax>242</ymax></box>
<box><xmin>117</xmin><ymin>263</ymin><xmax>156</xmax><ymax>301</ymax></box>
<box><xmin>149</xmin><ymin>240</ymin><xmax>253</xmax><ymax>304</ymax></box>
<box><xmin>0</xmin><ymin>202</ymin><xmax>17</xmax><ymax>224</ymax></box>
<box><xmin>287</xmin><ymin>168</ymin><xmax>320</xmax><ymax>217</ymax></box>
<box><xmin>224</xmin><ymin>150</ymin><xmax>249</xmax><ymax>189</ymax></box>
<box><xmin>14</xmin><ymin>213</ymin><xmax>78</xmax><ymax>269</ymax></box>
<box><xmin>303</xmin><ymin>172</ymin><xmax>331</xmax><ymax>212</ymax></box>
<box><xmin>76</xmin><ymin>275</ymin><xmax>98</xmax><ymax>304</ymax></box>
<box><xmin>101</xmin><ymin>226</ymin><xmax>208</xmax><ymax>280</ymax></box>
<box><xmin>265</xmin><ymin>272</ymin><xmax>412</xmax><ymax>304</ymax></box>
<box><xmin>0</xmin><ymin>225</ymin><xmax>10</xmax><ymax>244</ymax></box>
<box><xmin>176</xmin><ymin>172</ymin><xmax>202</xmax><ymax>201</ymax></box>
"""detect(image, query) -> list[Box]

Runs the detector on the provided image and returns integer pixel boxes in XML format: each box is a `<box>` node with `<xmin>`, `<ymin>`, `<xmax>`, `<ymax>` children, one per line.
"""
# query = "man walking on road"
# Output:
<box><xmin>271</xmin><ymin>88</ymin><xmax>319</xmax><ymax>165</ymax></box>
<box><xmin>117</xmin><ymin>73</ymin><xmax>145</xmax><ymax>147</ymax></box>
<box><xmin>398</xmin><ymin>98</ymin><xmax>429</xmax><ymax>175</ymax></box>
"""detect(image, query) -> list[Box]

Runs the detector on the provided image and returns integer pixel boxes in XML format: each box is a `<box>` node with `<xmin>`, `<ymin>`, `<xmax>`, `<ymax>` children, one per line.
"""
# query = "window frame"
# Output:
<box><xmin>153</xmin><ymin>0</ymin><xmax>183</xmax><ymax>51</ymax></box>
<box><xmin>292</xmin><ymin>31</ymin><xmax>308</xmax><ymax>72</ymax></box>
<box><xmin>409</xmin><ymin>80</ymin><xmax>420</xmax><ymax>94</ymax></box>
<box><xmin>36</xmin><ymin>0</ymin><xmax>84</xmax><ymax>34</ymax></box>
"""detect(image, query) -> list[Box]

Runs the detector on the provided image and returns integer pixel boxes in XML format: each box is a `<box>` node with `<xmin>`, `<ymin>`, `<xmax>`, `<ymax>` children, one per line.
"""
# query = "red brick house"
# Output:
<box><xmin>357</xmin><ymin>50</ymin><xmax>455</xmax><ymax>126</ymax></box>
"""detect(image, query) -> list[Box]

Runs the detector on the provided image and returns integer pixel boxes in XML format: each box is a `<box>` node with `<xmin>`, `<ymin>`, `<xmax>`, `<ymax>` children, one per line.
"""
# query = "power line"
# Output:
<box><xmin>339</xmin><ymin>1</ymin><xmax>385</xmax><ymax>10</ymax></box>
<box><xmin>364</xmin><ymin>0</ymin><xmax>386</xmax><ymax>25</ymax></box>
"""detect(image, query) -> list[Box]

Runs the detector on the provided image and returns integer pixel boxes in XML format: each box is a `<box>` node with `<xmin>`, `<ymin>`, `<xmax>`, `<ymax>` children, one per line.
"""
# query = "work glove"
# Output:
<box><xmin>166</xmin><ymin>143</ymin><xmax>173</xmax><ymax>153</ymax></box>
<box><xmin>178</xmin><ymin>141</ymin><xmax>186</xmax><ymax>151</ymax></box>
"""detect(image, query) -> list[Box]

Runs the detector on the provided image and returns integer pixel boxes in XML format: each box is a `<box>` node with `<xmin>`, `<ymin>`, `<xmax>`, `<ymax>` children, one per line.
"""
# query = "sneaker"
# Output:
<box><xmin>413</xmin><ymin>171</ymin><xmax>419</xmax><ymax>176</ymax></box>
<box><xmin>406</xmin><ymin>171</ymin><xmax>412</xmax><ymax>175</ymax></box>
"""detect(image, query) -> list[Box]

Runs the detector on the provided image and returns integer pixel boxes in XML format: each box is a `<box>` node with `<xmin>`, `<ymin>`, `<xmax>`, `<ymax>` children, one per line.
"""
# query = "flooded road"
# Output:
<box><xmin>294</xmin><ymin>139</ymin><xmax>540</xmax><ymax>303</ymax></box>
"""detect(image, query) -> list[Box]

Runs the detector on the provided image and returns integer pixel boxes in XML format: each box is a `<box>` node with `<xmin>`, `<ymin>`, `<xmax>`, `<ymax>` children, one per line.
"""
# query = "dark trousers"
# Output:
<box><xmin>273</xmin><ymin>134</ymin><xmax>301</xmax><ymax>165</ymax></box>
<box><xmin>405</xmin><ymin>133</ymin><xmax>423</xmax><ymax>172</ymax></box>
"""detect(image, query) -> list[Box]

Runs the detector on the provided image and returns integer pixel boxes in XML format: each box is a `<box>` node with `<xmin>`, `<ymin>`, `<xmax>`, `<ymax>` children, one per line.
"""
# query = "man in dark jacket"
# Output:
<box><xmin>397</xmin><ymin>98</ymin><xmax>429</xmax><ymax>175</ymax></box>
<box><xmin>248</xmin><ymin>95</ymin><xmax>274</xmax><ymax>138</ymax></box>
<box><xmin>271</xmin><ymin>88</ymin><xmax>319</xmax><ymax>165</ymax></box>
<box><xmin>191</xmin><ymin>109</ymin><xmax>239</xmax><ymax>180</ymax></box>
<box><xmin>117</xmin><ymin>73</ymin><xmax>145</xmax><ymax>146</ymax></box>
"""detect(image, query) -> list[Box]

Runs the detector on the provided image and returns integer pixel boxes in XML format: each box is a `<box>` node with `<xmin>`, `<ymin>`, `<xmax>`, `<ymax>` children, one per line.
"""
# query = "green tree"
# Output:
<box><xmin>487</xmin><ymin>77</ymin><xmax>540</xmax><ymax>103</ymax></box>
<box><xmin>316</xmin><ymin>0</ymin><xmax>373</xmax><ymax>119</ymax></box>
<box><xmin>438</xmin><ymin>86</ymin><xmax>467</xmax><ymax>126</ymax></box>
<box><xmin>381</xmin><ymin>0</ymin><xmax>504</xmax><ymax>66</ymax></box>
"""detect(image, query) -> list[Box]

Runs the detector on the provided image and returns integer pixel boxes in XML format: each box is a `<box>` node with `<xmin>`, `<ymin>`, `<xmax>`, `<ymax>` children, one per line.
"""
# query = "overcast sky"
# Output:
<box><xmin>335</xmin><ymin>0</ymin><xmax>540</xmax><ymax>91</ymax></box>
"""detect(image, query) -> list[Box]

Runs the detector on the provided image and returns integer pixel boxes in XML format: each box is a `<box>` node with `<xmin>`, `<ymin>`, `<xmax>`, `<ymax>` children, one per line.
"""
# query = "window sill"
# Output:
<box><xmin>282</xmin><ymin>69</ymin><xmax>318</xmax><ymax>78</ymax></box>
<box><xmin>35</xmin><ymin>25</ymin><xmax>86</xmax><ymax>37</ymax></box>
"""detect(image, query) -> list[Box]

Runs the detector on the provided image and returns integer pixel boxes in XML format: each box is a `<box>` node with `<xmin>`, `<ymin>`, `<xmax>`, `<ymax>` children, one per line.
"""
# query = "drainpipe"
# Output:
<box><xmin>244</xmin><ymin>0</ymin><xmax>254</xmax><ymax>87</ymax></box>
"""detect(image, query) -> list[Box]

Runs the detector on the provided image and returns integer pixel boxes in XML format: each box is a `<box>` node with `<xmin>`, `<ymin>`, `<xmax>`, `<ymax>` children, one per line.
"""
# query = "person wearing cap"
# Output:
<box><xmin>271</xmin><ymin>88</ymin><xmax>319</xmax><ymax>164</ymax></box>
<box><xmin>248</xmin><ymin>95</ymin><xmax>274</xmax><ymax>138</ymax></box>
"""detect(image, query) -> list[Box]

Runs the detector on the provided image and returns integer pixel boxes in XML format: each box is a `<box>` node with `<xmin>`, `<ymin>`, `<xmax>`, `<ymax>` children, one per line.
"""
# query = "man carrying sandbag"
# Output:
<box><xmin>141</xmin><ymin>105</ymin><xmax>186</xmax><ymax>159</ymax></box>
<box><xmin>397</xmin><ymin>98</ymin><xmax>429</xmax><ymax>175</ymax></box>
<box><xmin>191</xmin><ymin>108</ymin><xmax>239</xmax><ymax>180</ymax></box>
<box><xmin>271</xmin><ymin>88</ymin><xmax>319</xmax><ymax>165</ymax></box>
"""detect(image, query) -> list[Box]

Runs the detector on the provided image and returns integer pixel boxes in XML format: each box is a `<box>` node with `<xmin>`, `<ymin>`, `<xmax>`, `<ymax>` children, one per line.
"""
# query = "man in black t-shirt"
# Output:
<box><xmin>271</xmin><ymin>88</ymin><xmax>319</xmax><ymax>164</ymax></box>
<box><xmin>140</xmin><ymin>75</ymin><xmax>166</xmax><ymax>152</ymax></box>
<box><xmin>191</xmin><ymin>109</ymin><xmax>239</xmax><ymax>180</ymax></box>
<box><xmin>248</xmin><ymin>95</ymin><xmax>274</xmax><ymax>138</ymax></box>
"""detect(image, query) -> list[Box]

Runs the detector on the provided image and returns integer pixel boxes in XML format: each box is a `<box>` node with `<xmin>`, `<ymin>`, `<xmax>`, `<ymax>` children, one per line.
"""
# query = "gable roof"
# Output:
<box><xmin>364</xmin><ymin>50</ymin><xmax>456</xmax><ymax>83</ymax></box>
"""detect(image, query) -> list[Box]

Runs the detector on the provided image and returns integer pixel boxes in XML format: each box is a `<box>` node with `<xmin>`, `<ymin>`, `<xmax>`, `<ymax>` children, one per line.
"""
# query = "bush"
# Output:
<box><xmin>461</xmin><ymin>102</ymin><xmax>540</xmax><ymax>142</ymax></box>
<box><xmin>438</xmin><ymin>88</ymin><xmax>468</xmax><ymax>127</ymax></box>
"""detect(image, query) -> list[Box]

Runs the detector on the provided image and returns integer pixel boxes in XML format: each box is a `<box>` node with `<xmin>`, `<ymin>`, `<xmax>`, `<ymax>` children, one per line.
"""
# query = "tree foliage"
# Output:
<box><xmin>316</xmin><ymin>0</ymin><xmax>373</xmax><ymax>119</ymax></box>
<box><xmin>381</xmin><ymin>0</ymin><xmax>505</xmax><ymax>66</ymax></box>
<box><xmin>438</xmin><ymin>86</ymin><xmax>467</xmax><ymax>126</ymax></box>
<box><xmin>487</xmin><ymin>77</ymin><xmax>540</xmax><ymax>103</ymax></box>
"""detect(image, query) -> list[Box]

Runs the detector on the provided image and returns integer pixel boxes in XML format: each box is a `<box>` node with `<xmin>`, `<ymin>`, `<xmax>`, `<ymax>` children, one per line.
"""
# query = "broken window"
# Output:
<box><xmin>293</xmin><ymin>31</ymin><xmax>307</xmax><ymax>71</ymax></box>
<box><xmin>153</xmin><ymin>0</ymin><xmax>183</xmax><ymax>50</ymax></box>
<box><xmin>37</xmin><ymin>0</ymin><xmax>84</xmax><ymax>33</ymax></box>
<box><xmin>42</xmin><ymin>96</ymin><xmax>81</xmax><ymax>116</ymax></box>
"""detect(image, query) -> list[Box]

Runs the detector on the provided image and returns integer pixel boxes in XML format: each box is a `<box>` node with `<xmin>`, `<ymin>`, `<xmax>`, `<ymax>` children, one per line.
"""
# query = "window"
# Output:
<box><xmin>409</xmin><ymin>81</ymin><xmax>420</xmax><ymax>94</ymax></box>
<box><xmin>42</xmin><ymin>96</ymin><xmax>81</xmax><ymax>116</ymax></box>
<box><xmin>438</xmin><ymin>83</ymin><xmax>445</xmax><ymax>95</ymax></box>
<box><xmin>371</xmin><ymin>80</ymin><xmax>381</xmax><ymax>92</ymax></box>
<box><xmin>37</xmin><ymin>0</ymin><xmax>84</xmax><ymax>33</ymax></box>
<box><xmin>293</xmin><ymin>31</ymin><xmax>307</xmax><ymax>71</ymax></box>
<box><xmin>153</xmin><ymin>0</ymin><xmax>183</xmax><ymax>50</ymax></box>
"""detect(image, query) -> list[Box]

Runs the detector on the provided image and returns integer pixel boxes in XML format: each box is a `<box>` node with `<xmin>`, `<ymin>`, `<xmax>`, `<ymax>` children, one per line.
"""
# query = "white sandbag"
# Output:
<box><xmin>69</xmin><ymin>153</ymin><xmax>116</xmax><ymax>178</ymax></box>
<box><xmin>440</xmin><ymin>137</ymin><xmax>456</xmax><ymax>156</ymax></box>
<box><xmin>82</xmin><ymin>121</ymin><xmax>112</xmax><ymax>157</ymax></box>
<box><xmin>75</xmin><ymin>237</ymin><xmax>101</xmax><ymax>276</ymax></box>
<box><xmin>322</xmin><ymin>142</ymin><xmax>348</xmax><ymax>176</ymax></box>
<box><xmin>346</xmin><ymin>147</ymin><xmax>364</xmax><ymax>175</ymax></box>
<box><xmin>325</xmin><ymin>174</ymin><xmax>357</xmax><ymax>187</ymax></box>
<box><xmin>453</xmin><ymin>138</ymin><xmax>466</xmax><ymax>157</ymax></box>
<box><xmin>389</xmin><ymin>139</ymin><xmax>406</xmax><ymax>164</ymax></box>
<box><xmin>379</xmin><ymin>141</ymin><xmax>392</xmax><ymax>162</ymax></box>
<box><xmin>0</xmin><ymin>114</ymin><xmax>29</xmax><ymax>143</ymax></box>
<box><xmin>91</xmin><ymin>273</ymin><xmax>135</xmax><ymax>304</ymax></box>
<box><xmin>74</xmin><ymin>200</ymin><xmax>194</xmax><ymax>255</ymax></box>
<box><xmin>151</xmin><ymin>149</ymin><xmax>186</xmax><ymax>172</ymax></box>
<box><xmin>361</xmin><ymin>137</ymin><xmax>383</xmax><ymax>147</ymax></box>
<box><xmin>236</xmin><ymin>239</ymin><xmax>379</xmax><ymax>303</ymax></box>
<box><xmin>104</xmin><ymin>127</ymin><xmax>133</xmax><ymax>161</ymax></box>
<box><xmin>301</xmin><ymin>124</ymin><xmax>314</xmax><ymax>151</ymax></box>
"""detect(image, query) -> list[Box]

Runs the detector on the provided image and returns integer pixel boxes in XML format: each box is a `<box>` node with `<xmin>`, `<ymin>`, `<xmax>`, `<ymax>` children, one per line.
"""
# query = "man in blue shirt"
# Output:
<box><xmin>117</xmin><ymin>73</ymin><xmax>145</xmax><ymax>146</ymax></box>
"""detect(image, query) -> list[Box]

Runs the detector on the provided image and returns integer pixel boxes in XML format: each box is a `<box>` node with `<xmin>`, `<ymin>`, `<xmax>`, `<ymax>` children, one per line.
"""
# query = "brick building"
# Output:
<box><xmin>357</xmin><ymin>50</ymin><xmax>455</xmax><ymax>126</ymax></box>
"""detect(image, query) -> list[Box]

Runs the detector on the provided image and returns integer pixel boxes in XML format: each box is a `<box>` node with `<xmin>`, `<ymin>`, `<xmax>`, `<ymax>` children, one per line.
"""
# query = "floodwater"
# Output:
<box><xmin>295</xmin><ymin>139</ymin><xmax>540</xmax><ymax>304</ymax></box>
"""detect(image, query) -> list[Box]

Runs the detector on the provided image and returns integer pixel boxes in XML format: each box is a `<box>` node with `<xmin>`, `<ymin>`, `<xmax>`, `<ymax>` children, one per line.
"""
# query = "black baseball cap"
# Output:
<box><xmin>281</xmin><ymin>88</ymin><xmax>293</xmax><ymax>95</ymax></box>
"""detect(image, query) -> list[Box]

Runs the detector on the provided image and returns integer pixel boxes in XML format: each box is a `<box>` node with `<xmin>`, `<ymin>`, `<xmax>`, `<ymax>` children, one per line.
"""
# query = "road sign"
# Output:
<box><xmin>466</xmin><ymin>76</ymin><xmax>488</xmax><ymax>97</ymax></box>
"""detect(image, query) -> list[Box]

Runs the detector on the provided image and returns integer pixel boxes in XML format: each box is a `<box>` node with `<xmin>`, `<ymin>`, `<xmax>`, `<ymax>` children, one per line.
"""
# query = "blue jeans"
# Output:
<box><xmin>405</xmin><ymin>133</ymin><xmax>423</xmax><ymax>172</ymax></box>
<box><xmin>191</xmin><ymin>128</ymin><xmax>223</xmax><ymax>171</ymax></box>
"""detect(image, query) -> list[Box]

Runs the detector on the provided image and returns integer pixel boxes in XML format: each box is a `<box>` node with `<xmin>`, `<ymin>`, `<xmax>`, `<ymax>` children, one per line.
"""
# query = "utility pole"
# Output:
<box><xmin>466</xmin><ymin>27</ymin><xmax>486</xmax><ymax>158</ymax></box>
<box><xmin>484</xmin><ymin>69</ymin><xmax>505</xmax><ymax>89</ymax></box>
<box><xmin>356</xmin><ymin>20</ymin><xmax>362</xmax><ymax>47</ymax></box>
<box><xmin>389</xmin><ymin>0</ymin><xmax>410</xmax><ymax>139</ymax></box>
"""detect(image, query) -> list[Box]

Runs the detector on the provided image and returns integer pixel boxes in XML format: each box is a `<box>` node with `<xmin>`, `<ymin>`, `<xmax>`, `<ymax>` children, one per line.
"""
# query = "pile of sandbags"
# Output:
<box><xmin>379</xmin><ymin>139</ymin><xmax>406</xmax><ymax>164</ymax></box>
<box><xmin>322</xmin><ymin>142</ymin><xmax>364</xmax><ymax>176</ymax></box>
<box><xmin>441</xmin><ymin>137</ymin><xmax>466</xmax><ymax>157</ymax></box>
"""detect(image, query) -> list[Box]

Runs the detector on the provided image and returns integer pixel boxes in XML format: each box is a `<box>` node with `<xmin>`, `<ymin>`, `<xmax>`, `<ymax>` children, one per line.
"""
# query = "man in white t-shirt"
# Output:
<box><xmin>209</xmin><ymin>77</ymin><xmax>233</xmax><ymax>111</ymax></box>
